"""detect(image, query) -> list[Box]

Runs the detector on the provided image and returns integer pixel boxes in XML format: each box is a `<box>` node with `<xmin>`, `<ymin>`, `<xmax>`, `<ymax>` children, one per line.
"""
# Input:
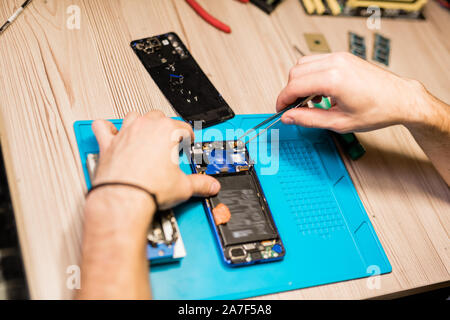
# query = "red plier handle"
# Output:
<box><xmin>186</xmin><ymin>0</ymin><xmax>244</xmax><ymax>34</ymax></box>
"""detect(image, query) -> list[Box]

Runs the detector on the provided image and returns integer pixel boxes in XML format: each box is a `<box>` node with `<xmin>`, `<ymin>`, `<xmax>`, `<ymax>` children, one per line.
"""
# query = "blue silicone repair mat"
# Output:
<box><xmin>74</xmin><ymin>115</ymin><xmax>391</xmax><ymax>300</ymax></box>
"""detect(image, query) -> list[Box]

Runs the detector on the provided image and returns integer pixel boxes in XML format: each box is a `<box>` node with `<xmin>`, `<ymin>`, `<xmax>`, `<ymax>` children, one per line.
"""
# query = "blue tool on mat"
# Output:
<box><xmin>74</xmin><ymin>114</ymin><xmax>391</xmax><ymax>300</ymax></box>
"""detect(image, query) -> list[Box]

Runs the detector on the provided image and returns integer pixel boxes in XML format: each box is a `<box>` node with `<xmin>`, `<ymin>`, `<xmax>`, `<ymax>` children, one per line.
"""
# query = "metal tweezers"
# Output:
<box><xmin>238</xmin><ymin>95</ymin><xmax>316</xmax><ymax>144</ymax></box>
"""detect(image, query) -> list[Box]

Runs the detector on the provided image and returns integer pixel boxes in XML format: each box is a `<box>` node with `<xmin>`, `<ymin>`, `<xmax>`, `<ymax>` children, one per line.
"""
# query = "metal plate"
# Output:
<box><xmin>304</xmin><ymin>33</ymin><xmax>331</xmax><ymax>53</ymax></box>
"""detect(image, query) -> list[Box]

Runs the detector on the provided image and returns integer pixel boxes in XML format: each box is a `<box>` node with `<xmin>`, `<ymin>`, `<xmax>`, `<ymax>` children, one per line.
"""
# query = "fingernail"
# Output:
<box><xmin>283</xmin><ymin>117</ymin><xmax>294</xmax><ymax>125</ymax></box>
<box><xmin>210</xmin><ymin>182</ymin><xmax>220</xmax><ymax>194</ymax></box>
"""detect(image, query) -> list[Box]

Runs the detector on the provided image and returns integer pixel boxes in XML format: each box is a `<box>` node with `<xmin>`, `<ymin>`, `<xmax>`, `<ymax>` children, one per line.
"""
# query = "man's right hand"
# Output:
<box><xmin>276</xmin><ymin>52</ymin><xmax>429</xmax><ymax>133</ymax></box>
<box><xmin>276</xmin><ymin>52</ymin><xmax>450</xmax><ymax>185</ymax></box>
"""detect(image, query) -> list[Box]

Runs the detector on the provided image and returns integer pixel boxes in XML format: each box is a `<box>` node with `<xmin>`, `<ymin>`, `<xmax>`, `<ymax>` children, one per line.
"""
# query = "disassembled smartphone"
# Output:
<box><xmin>86</xmin><ymin>154</ymin><xmax>186</xmax><ymax>264</ymax></box>
<box><xmin>130</xmin><ymin>32</ymin><xmax>235</xmax><ymax>128</ymax></box>
<box><xmin>189</xmin><ymin>141</ymin><xmax>285</xmax><ymax>266</ymax></box>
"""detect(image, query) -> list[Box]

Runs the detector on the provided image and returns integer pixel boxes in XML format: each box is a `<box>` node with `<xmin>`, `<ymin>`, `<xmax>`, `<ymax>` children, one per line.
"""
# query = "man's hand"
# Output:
<box><xmin>277</xmin><ymin>52</ymin><xmax>450</xmax><ymax>185</ymax></box>
<box><xmin>276</xmin><ymin>52</ymin><xmax>427</xmax><ymax>133</ymax></box>
<box><xmin>91</xmin><ymin>111</ymin><xmax>220</xmax><ymax>209</ymax></box>
<box><xmin>78</xmin><ymin>111</ymin><xmax>220</xmax><ymax>300</ymax></box>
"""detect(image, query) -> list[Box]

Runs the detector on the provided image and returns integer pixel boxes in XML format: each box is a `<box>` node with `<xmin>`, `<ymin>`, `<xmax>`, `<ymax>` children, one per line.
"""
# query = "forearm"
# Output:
<box><xmin>404</xmin><ymin>82</ymin><xmax>450</xmax><ymax>186</ymax></box>
<box><xmin>76</xmin><ymin>186</ymin><xmax>156</xmax><ymax>300</ymax></box>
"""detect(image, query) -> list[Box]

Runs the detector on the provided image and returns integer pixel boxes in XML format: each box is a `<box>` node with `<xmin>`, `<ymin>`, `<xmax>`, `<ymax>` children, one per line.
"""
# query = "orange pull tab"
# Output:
<box><xmin>212</xmin><ymin>203</ymin><xmax>232</xmax><ymax>225</ymax></box>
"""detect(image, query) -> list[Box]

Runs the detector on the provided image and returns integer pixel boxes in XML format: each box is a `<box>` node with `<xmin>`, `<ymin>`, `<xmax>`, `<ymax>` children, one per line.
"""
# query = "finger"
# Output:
<box><xmin>297</xmin><ymin>53</ymin><xmax>331</xmax><ymax>65</ymax></box>
<box><xmin>188</xmin><ymin>174</ymin><xmax>221</xmax><ymax>197</ymax></box>
<box><xmin>122</xmin><ymin>112</ymin><xmax>140</xmax><ymax>130</ymax></box>
<box><xmin>170</xmin><ymin>127</ymin><xmax>194</xmax><ymax>163</ymax></box>
<box><xmin>276</xmin><ymin>71</ymin><xmax>334</xmax><ymax>112</ymax></box>
<box><xmin>92</xmin><ymin>120</ymin><xmax>118</xmax><ymax>153</ymax></box>
<box><xmin>289</xmin><ymin>60</ymin><xmax>332</xmax><ymax>81</ymax></box>
<box><xmin>173</xmin><ymin>119</ymin><xmax>195</xmax><ymax>143</ymax></box>
<box><xmin>281</xmin><ymin>107</ymin><xmax>350</xmax><ymax>132</ymax></box>
<box><xmin>329</xmin><ymin>96</ymin><xmax>337</xmax><ymax>107</ymax></box>
<box><xmin>144</xmin><ymin>110</ymin><xmax>165</xmax><ymax>120</ymax></box>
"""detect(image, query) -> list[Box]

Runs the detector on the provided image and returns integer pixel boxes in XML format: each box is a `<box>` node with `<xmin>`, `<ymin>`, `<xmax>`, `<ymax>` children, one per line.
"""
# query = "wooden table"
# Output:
<box><xmin>0</xmin><ymin>0</ymin><xmax>448</xmax><ymax>299</ymax></box>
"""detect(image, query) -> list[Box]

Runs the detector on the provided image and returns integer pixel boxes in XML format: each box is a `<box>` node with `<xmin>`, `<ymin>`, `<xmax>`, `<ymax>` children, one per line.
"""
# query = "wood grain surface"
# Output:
<box><xmin>0</xmin><ymin>0</ymin><xmax>448</xmax><ymax>299</ymax></box>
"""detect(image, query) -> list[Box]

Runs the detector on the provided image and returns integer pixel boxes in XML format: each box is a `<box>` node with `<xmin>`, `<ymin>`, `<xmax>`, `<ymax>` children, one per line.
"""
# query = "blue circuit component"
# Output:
<box><xmin>272</xmin><ymin>244</ymin><xmax>282</xmax><ymax>254</ymax></box>
<box><xmin>147</xmin><ymin>244</ymin><xmax>175</xmax><ymax>264</ymax></box>
<box><xmin>204</xmin><ymin>145</ymin><xmax>248</xmax><ymax>175</ymax></box>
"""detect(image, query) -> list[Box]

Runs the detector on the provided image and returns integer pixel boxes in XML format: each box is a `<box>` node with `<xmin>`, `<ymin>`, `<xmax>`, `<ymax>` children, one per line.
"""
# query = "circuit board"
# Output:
<box><xmin>191</xmin><ymin>140</ymin><xmax>249</xmax><ymax>175</ymax></box>
<box><xmin>299</xmin><ymin>0</ymin><xmax>426</xmax><ymax>19</ymax></box>
<box><xmin>190</xmin><ymin>141</ymin><xmax>285</xmax><ymax>266</ymax></box>
<box><xmin>349</xmin><ymin>32</ymin><xmax>367</xmax><ymax>60</ymax></box>
<box><xmin>372</xmin><ymin>33</ymin><xmax>391</xmax><ymax>66</ymax></box>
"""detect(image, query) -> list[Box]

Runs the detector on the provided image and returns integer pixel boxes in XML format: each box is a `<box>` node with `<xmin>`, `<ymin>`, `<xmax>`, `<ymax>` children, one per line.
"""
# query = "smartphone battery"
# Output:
<box><xmin>210</xmin><ymin>173</ymin><xmax>278</xmax><ymax>246</ymax></box>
